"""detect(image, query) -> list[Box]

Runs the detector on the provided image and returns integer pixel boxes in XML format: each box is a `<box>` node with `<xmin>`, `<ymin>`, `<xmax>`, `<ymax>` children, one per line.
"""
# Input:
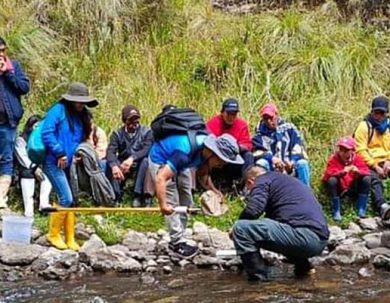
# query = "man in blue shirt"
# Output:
<box><xmin>0</xmin><ymin>37</ymin><xmax>30</xmax><ymax>208</ymax></box>
<box><xmin>149</xmin><ymin>133</ymin><xmax>244</xmax><ymax>259</ymax></box>
<box><xmin>232</xmin><ymin>166</ymin><xmax>329</xmax><ymax>281</ymax></box>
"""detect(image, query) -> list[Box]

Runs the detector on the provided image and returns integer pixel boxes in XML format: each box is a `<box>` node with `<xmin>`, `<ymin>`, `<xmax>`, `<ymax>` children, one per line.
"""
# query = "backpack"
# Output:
<box><xmin>27</xmin><ymin>120</ymin><xmax>46</xmax><ymax>165</ymax></box>
<box><xmin>151</xmin><ymin>107</ymin><xmax>208</xmax><ymax>153</ymax></box>
<box><xmin>353</xmin><ymin>117</ymin><xmax>377</xmax><ymax>145</ymax></box>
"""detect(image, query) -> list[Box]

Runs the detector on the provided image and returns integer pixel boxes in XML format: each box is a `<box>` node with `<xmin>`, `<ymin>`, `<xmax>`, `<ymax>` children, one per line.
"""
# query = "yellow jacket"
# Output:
<box><xmin>355</xmin><ymin>120</ymin><xmax>390</xmax><ymax>166</ymax></box>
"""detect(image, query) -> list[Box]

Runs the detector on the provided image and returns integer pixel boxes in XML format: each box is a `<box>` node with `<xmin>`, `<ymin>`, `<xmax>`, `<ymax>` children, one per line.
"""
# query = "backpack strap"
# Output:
<box><xmin>188</xmin><ymin>130</ymin><xmax>198</xmax><ymax>157</ymax></box>
<box><xmin>366</xmin><ymin>119</ymin><xmax>374</xmax><ymax>145</ymax></box>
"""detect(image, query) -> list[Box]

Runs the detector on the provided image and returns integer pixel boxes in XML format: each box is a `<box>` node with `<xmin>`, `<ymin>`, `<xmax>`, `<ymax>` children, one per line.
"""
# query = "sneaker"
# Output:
<box><xmin>168</xmin><ymin>242</ymin><xmax>198</xmax><ymax>259</ymax></box>
<box><xmin>144</xmin><ymin>196</ymin><xmax>153</xmax><ymax>208</ymax></box>
<box><xmin>294</xmin><ymin>259</ymin><xmax>315</xmax><ymax>277</ymax></box>
<box><xmin>132</xmin><ymin>197</ymin><xmax>142</xmax><ymax>208</ymax></box>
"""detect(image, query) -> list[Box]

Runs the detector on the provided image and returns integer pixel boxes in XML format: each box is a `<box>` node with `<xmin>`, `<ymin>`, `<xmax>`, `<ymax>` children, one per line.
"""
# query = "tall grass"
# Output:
<box><xmin>3</xmin><ymin>0</ymin><xmax>390</xmax><ymax>197</ymax></box>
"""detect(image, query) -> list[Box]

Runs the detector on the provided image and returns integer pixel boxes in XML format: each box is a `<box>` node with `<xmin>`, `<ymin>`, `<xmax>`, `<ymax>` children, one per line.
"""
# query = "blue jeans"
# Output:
<box><xmin>0</xmin><ymin>124</ymin><xmax>16</xmax><ymax>176</ymax></box>
<box><xmin>233</xmin><ymin>218</ymin><xmax>327</xmax><ymax>259</ymax></box>
<box><xmin>43</xmin><ymin>163</ymin><xmax>74</xmax><ymax>207</ymax></box>
<box><xmin>255</xmin><ymin>158</ymin><xmax>311</xmax><ymax>187</ymax></box>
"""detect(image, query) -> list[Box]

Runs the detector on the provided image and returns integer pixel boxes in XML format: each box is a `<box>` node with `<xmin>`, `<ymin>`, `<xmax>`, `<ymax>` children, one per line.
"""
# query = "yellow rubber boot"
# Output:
<box><xmin>47</xmin><ymin>212</ymin><xmax>68</xmax><ymax>250</ymax></box>
<box><xmin>65</xmin><ymin>212</ymin><xmax>80</xmax><ymax>251</ymax></box>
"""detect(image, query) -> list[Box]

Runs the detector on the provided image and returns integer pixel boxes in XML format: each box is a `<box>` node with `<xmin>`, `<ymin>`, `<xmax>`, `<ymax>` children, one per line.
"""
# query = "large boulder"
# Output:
<box><xmin>326</xmin><ymin>244</ymin><xmax>371</xmax><ymax>265</ymax></box>
<box><xmin>358</xmin><ymin>217</ymin><xmax>380</xmax><ymax>231</ymax></box>
<box><xmin>363</xmin><ymin>233</ymin><xmax>382</xmax><ymax>249</ymax></box>
<box><xmin>328</xmin><ymin>226</ymin><xmax>346</xmax><ymax>248</ymax></box>
<box><xmin>193</xmin><ymin>227</ymin><xmax>234</xmax><ymax>250</ymax></box>
<box><xmin>122</xmin><ymin>230</ymin><xmax>156</xmax><ymax>252</ymax></box>
<box><xmin>0</xmin><ymin>242</ymin><xmax>46</xmax><ymax>266</ymax></box>
<box><xmin>79</xmin><ymin>234</ymin><xmax>106</xmax><ymax>263</ymax></box>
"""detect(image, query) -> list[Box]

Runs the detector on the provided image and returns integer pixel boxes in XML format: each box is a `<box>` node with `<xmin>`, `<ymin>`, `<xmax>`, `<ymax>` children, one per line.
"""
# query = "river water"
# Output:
<box><xmin>1</xmin><ymin>266</ymin><xmax>390</xmax><ymax>303</ymax></box>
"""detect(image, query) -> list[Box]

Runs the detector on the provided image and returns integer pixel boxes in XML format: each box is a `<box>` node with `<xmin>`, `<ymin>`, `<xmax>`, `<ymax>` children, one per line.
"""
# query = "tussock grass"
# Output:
<box><xmin>4</xmin><ymin>0</ymin><xmax>390</xmax><ymax>234</ymax></box>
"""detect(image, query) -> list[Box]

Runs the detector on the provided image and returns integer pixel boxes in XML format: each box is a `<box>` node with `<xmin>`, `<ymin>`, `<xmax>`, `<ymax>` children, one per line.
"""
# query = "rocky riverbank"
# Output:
<box><xmin>1</xmin><ymin>215</ymin><xmax>390</xmax><ymax>282</ymax></box>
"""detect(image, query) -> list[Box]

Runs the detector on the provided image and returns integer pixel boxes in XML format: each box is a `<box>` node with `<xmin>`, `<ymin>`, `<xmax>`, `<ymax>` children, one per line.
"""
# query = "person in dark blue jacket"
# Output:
<box><xmin>0</xmin><ymin>37</ymin><xmax>30</xmax><ymax>208</ymax></box>
<box><xmin>42</xmin><ymin>82</ymin><xmax>98</xmax><ymax>251</ymax></box>
<box><xmin>232</xmin><ymin>166</ymin><xmax>329</xmax><ymax>281</ymax></box>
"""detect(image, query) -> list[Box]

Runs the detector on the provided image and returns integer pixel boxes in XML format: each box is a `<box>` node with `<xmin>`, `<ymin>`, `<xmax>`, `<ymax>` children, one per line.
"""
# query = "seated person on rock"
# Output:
<box><xmin>106</xmin><ymin>105</ymin><xmax>153</xmax><ymax>207</ymax></box>
<box><xmin>206</xmin><ymin>98</ymin><xmax>254</xmax><ymax>190</ymax></box>
<box><xmin>150</xmin><ymin>132</ymin><xmax>243</xmax><ymax>259</ymax></box>
<box><xmin>14</xmin><ymin>115</ymin><xmax>52</xmax><ymax>216</ymax></box>
<box><xmin>322</xmin><ymin>136</ymin><xmax>370</xmax><ymax>221</ymax></box>
<box><xmin>252</xmin><ymin>103</ymin><xmax>310</xmax><ymax>186</ymax></box>
<box><xmin>354</xmin><ymin>96</ymin><xmax>390</xmax><ymax>220</ymax></box>
<box><xmin>231</xmin><ymin>166</ymin><xmax>329</xmax><ymax>281</ymax></box>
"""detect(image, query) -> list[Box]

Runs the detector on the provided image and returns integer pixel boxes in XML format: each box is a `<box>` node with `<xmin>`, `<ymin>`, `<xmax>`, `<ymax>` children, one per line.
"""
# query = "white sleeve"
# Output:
<box><xmin>14</xmin><ymin>137</ymin><xmax>35</xmax><ymax>169</ymax></box>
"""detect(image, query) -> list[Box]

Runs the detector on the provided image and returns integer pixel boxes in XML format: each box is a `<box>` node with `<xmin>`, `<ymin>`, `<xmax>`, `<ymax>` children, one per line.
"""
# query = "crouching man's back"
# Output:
<box><xmin>232</xmin><ymin>166</ymin><xmax>329</xmax><ymax>281</ymax></box>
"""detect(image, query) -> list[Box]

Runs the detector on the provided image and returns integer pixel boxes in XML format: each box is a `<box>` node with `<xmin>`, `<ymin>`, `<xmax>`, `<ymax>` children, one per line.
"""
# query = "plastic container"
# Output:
<box><xmin>2</xmin><ymin>215</ymin><xmax>33</xmax><ymax>244</ymax></box>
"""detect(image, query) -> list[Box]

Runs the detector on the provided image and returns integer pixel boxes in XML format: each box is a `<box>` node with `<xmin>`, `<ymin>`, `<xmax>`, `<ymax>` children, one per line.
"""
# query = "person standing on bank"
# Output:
<box><xmin>15</xmin><ymin>115</ymin><xmax>52</xmax><ymax>217</ymax></box>
<box><xmin>232</xmin><ymin>166</ymin><xmax>329</xmax><ymax>281</ymax></box>
<box><xmin>0</xmin><ymin>37</ymin><xmax>30</xmax><ymax>208</ymax></box>
<box><xmin>42</xmin><ymin>82</ymin><xmax>98</xmax><ymax>251</ymax></box>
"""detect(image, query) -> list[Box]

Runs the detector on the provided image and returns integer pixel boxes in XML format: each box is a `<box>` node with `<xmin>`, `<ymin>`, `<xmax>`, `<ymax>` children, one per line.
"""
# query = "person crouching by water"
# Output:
<box><xmin>42</xmin><ymin>82</ymin><xmax>98</xmax><ymax>251</ymax></box>
<box><xmin>231</xmin><ymin>166</ymin><xmax>329</xmax><ymax>281</ymax></box>
<box><xmin>15</xmin><ymin>115</ymin><xmax>52</xmax><ymax>217</ymax></box>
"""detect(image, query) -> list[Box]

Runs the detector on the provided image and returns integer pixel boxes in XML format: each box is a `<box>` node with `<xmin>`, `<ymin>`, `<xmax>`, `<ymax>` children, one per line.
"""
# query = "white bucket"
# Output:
<box><xmin>2</xmin><ymin>215</ymin><xmax>33</xmax><ymax>244</ymax></box>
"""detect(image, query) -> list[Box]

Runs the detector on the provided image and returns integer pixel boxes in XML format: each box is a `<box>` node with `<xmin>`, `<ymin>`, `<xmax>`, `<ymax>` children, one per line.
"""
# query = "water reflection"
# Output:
<box><xmin>1</xmin><ymin>266</ymin><xmax>390</xmax><ymax>303</ymax></box>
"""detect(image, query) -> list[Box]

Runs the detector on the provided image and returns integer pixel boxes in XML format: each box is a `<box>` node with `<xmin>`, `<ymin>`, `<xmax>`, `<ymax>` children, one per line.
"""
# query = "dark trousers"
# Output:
<box><xmin>325</xmin><ymin>175</ymin><xmax>370</xmax><ymax>198</ymax></box>
<box><xmin>370</xmin><ymin>169</ymin><xmax>387</xmax><ymax>213</ymax></box>
<box><xmin>107</xmin><ymin>157</ymin><xmax>149</xmax><ymax>201</ymax></box>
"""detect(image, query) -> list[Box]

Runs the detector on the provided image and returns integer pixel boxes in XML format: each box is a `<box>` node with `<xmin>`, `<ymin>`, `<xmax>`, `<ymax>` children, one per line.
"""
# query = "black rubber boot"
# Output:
<box><xmin>240</xmin><ymin>251</ymin><xmax>270</xmax><ymax>281</ymax></box>
<box><xmin>294</xmin><ymin>258</ymin><xmax>315</xmax><ymax>277</ymax></box>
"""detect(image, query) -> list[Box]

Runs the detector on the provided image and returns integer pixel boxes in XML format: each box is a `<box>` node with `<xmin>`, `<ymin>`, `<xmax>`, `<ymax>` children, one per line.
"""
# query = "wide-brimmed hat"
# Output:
<box><xmin>61</xmin><ymin>82</ymin><xmax>98</xmax><ymax>108</ymax></box>
<box><xmin>204</xmin><ymin>134</ymin><xmax>244</xmax><ymax>165</ymax></box>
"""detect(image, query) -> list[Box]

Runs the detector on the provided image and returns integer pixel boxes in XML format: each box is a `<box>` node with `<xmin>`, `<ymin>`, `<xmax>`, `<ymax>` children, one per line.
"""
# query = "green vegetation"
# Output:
<box><xmin>3</xmin><ymin>0</ymin><xmax>390</xmax><ymax>239</ymax></box>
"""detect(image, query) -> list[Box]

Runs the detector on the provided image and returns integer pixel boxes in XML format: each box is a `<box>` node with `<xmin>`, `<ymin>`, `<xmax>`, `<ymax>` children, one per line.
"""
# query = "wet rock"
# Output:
<box><xmin>193</xmin><ymin>228</ymin><xmax>234</xmax><ymax>250</ymax></box>
<box><xmin>163</xmin><ymin>265</ymin><xmax>172</xmax><ymax>274</ymax></box>
<box><xmin>347</xmin><ymin>222</ymin><xmax>362</xmax><ymax>235</ymax></box>
<box><xmin>140</xmin><ymin>273</ymin><xmax>155</xmax><ymax>284</ymax></box>
<box><xmin>225</xmin><ymin>257</ymin><xmax>241</xmax><ymax>267</ymax></box>
<box><xmin>358</xmin><ymin>218</ymin><xmax>379</xmax><ymax>231</ymax></box>
<box><xmin>122</xmin><ymin>230</ymin><xmax>155</xmax><ymax>252</ymax></box>
<box><xmin>328</xmin><ymin>226</ymin><xmax>347</xmax><ymax>248</ymax></box>
<box><xmin>261</xmin><ymin>249</ymin><xmax>284</xmax><ymax>265</ymax></box>
<box><xmin>33</xmin><ymin>235</ymin><xmax>50</xmax><ymax>246</ymax></box>
<box><xmin>128</xmin><ymin>250</ymin><xmax>146</xmax><ymax>261</ymax></box>
<box><xmin>0</xmin><ymin>242</ymin><xmax>46</xmax><ymax>265</ymax></box>
<box><xmin>193</xmin><ymin>221</ymin><xmax>209</xmax><ymax>234</ymax></box>
<box><xmin>167</xmin><ymin>278</ymin><xmax>187</xmax><ymax>288</ymax></box>
<box><xmin>193</xmin><ymin>254</ymin><xmax>221</xmax><ymax>266</ymax></box>
<box><xmin>373</xmin><ymin>255</ymin><xmax>390</xmax><ymax>270</ymax></box>
<box><xmin>156</xmin><ymin>240</ymin><xmax>169</xmax><ymax>254</ymax></box>
<box><xmin>88</xmin><ymin>247</ymin><xmax>142</xmax><ymax>273</ymax></box>
<box><xmin>32</xmin><ymin>248</ymin><xmax>80</xmax><ymax>280</ymax></box>
<box><xmin>145</xmin><ymin>266</ymin><xmax>158</xmax><ymax>273</ymax></box>
<box><xmin>341</xmin><ymin>237</ymin><xmax>364</xmax><ymax>246</ymax></box>
<box><xmin>75</xmin><ymin>222</ymin><xmax>92</xmax><ymax>241</ymax></box>
<box><xmin>369</xmin><ymin>247</ymin><xmax>390</xmax><ymax>257</ymax></box>
<box><xmin>178</xmin><ymin>259</ymin><xmax>191</xmax><ymax>268</ymax></box>
<box><xmin>363</xmin><ymin>233</ymin><xmax>382</xmax><ymax>249</ymax></box>
<box><xmin>144</xmin><ymin>259</ymin><xmax>158</xmax><ymax>269</ymax></box>
<box><xmin>326</xmin><ymin>244</ymin><xmax>371</xmax><ymax>265</ymax></box>
<box><xmin>381</xmin><ymin>231</ymin><xmax>390</xmax><ymax>248</ymax></box>
<box><xmin>157</xmin><ymin>256</ymin><xmax>171</xmax><ymax>265</ymax></box>
<box><xmin>79</xmin><ymin>234</ymin><xmax>106</xmax><ymax>263</ymax></box>
<box><xmin>89</xmin><ymin>296</ymin><xmax>108</xmax><ymax>303</ymax></box>
<box><xmin>358</xmin><ymin>267</ymin><xmax>374</xmax><ymax>278</ymax></box>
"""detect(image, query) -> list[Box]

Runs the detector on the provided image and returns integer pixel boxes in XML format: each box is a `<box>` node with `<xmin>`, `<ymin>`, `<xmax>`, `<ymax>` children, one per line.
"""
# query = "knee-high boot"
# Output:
<box><xmin>65</xmin><ymin>212</ymin><xmax>80</xmax><ymax>251</ymax></box>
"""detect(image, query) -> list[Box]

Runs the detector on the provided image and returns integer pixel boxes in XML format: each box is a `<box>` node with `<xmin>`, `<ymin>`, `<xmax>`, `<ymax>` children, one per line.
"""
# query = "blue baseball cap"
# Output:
<box><xmin>221</xmin><ymin>98</ymin><xmax>240</xmax><ymax>113</ymax></box>
<box><xmin>371</xmin><ymin>96</ymin><xmax>389</xmax><ymax>113</ymax></box>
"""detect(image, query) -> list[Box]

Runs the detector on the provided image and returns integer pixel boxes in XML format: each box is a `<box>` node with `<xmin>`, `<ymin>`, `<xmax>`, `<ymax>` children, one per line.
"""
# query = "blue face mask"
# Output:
<box><xmin>368</xmin><ymin>114</ymin><xmax>389</xmax><ymax>135</ymax></box>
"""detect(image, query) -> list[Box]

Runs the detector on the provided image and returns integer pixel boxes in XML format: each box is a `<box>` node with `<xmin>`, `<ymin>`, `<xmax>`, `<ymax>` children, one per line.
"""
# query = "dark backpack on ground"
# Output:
<box><xmin>151</xmin><ymin>107</ymin><xmax>208</xmax><ymax>153</ymax></box>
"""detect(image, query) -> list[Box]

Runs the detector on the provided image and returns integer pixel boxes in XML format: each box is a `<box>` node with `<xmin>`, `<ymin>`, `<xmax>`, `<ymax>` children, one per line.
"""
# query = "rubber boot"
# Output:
<box><xmin>0</xmin><ymin>175</ymin><xmax>11</xmax><ymax>209</ymax></box>
<box><xmin>240</xmin><ymin>251</ymin><xmax>270</xmax><ymax>281</ymax></box>
<box><xmin>357</xmin><ymin>194</ymin><xmax>368</xmax><ymax>218</ymax></box>
<box><xmin>47</xmin><ymin>212</ymin><xmax>68</xmax><ymax>250</ymax></box>
<box><xmin>294</xmin><ymin>258</ymin><xmax>316</xmax><ymax>277</ymax></box>
<box><xmin>64</xmin><ymin>212</ymin><xmax>80</xmax><ymax>251</ymax></box>
<box><xmin>21</xmin><ymin>178</ymin><xmax>35</xmax><ymax>217</ymax></box>
<box><xmin>331</xmin><ymin>197</ymin><xmax>342</xmax><ymax>221</ymax></box>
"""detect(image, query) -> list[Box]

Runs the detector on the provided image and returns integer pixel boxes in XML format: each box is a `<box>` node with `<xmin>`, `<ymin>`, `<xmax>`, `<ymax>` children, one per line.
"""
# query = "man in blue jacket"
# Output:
<box><xmin>232</xmin><ymin>166</ymin><xmax>329</xmax><ymax>281</ymax></box>
<box><xmin>0</xmin><ymin>37</ymin><xmax>30</xmax><ymax>208</ymax></box>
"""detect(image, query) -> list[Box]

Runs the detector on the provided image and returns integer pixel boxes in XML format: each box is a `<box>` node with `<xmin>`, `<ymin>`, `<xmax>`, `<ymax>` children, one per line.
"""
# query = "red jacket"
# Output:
<box><xmin>206</xmin><ymin>115</ymin><xmax>252</xmax><ymax>151</ymax></box>
<box><xmin>322</xmin><ymin>153</ymin><xmax>370</xmax><ymax>191</ymax></box>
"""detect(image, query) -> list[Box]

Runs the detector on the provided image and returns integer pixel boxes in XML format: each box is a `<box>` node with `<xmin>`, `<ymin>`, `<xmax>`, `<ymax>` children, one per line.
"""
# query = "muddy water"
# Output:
<box><xmin>2</xmin><ymin>266</ymin><xmax>390</xmax><ymax>303</ymax></box>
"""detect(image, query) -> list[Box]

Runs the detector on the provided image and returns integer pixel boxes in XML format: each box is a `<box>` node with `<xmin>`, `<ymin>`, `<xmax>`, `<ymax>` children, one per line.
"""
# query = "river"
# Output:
<box><xmin>1</xmin><ymin>266</ymin><xmax>390</xmax><ymax>302</ymax></box>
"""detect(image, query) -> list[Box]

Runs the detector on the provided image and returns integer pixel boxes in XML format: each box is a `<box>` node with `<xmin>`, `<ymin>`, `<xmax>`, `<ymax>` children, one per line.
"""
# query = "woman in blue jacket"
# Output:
<box><xmin>42</xmin><ymin>82</ymin><xmax>98</xmax><ymax>251</ymax></box>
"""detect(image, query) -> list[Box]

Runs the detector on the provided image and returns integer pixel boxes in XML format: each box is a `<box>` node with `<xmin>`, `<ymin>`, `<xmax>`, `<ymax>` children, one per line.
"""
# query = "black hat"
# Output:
<box><xmin>221</xmin><ymin>98</ymin><xmax>240</xmax><ymax>113</ymax></box>
<box><xmin>371</xmin><ymin>96</ymin><xmax>389</xmax><ymax>113</ymax></box>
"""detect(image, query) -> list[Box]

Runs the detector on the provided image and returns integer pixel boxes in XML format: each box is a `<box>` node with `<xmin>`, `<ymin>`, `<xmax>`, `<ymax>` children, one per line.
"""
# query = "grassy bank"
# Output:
<box><xmin>3</xmin><ymin>0</ymin><xmax>390</xmax><ymax>240</ymax></box>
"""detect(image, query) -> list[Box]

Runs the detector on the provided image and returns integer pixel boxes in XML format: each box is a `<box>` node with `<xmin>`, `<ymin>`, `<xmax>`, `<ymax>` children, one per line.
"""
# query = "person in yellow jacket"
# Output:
<box><xmin>354</xmin><ymin>96</ymin><xmax>390</xmax><ymax>220</ymax></box>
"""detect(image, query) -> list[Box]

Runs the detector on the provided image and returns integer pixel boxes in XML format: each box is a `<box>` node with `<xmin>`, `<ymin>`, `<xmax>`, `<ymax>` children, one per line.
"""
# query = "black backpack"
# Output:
<box><xmin>151</xmin><ymin>107</ymin><xmax>208</xmax><ymax>153</ymax></box>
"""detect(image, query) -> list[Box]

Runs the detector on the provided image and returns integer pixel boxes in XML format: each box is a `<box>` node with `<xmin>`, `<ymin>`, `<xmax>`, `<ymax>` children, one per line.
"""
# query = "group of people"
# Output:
<box><xmin>2</xmin><ymin>36</ymin><xmax>390</xmax><ymax>281</ymax></box>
